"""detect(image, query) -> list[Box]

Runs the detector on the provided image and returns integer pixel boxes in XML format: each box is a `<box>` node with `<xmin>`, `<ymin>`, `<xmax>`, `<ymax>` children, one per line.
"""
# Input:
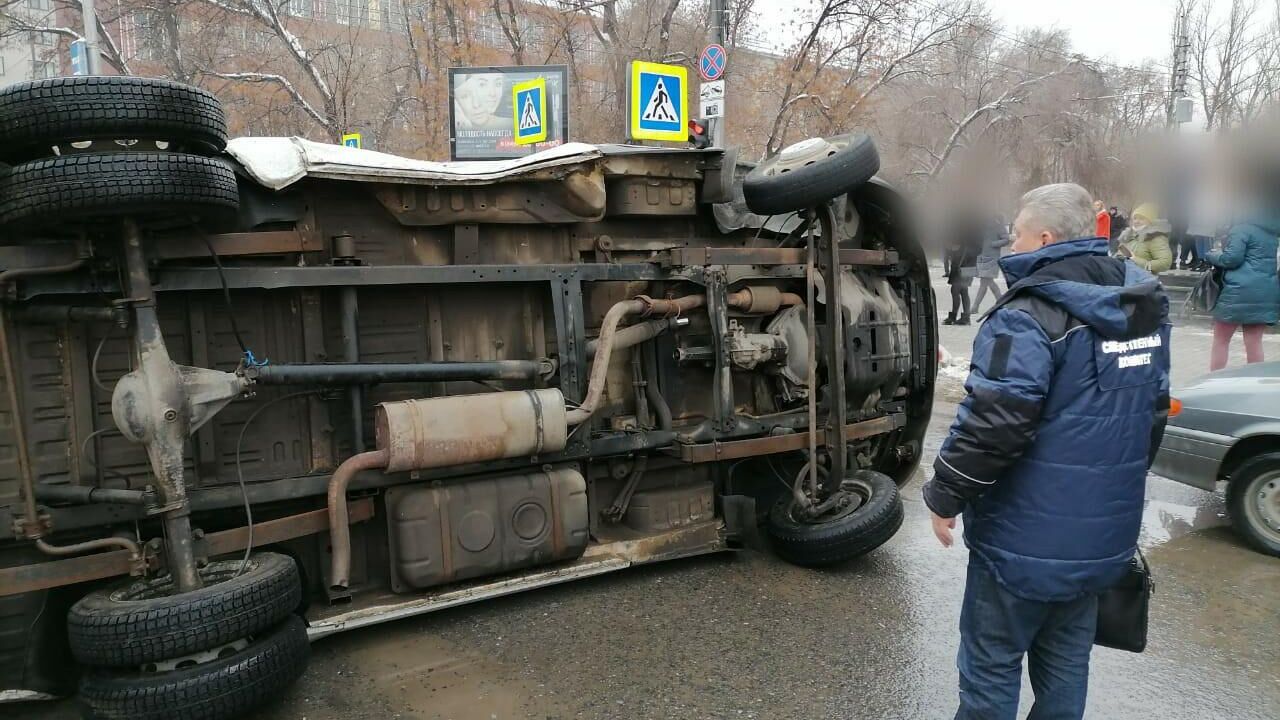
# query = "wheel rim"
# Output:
<box><xmin>762</xmin><ymin>135</ymin><xmax>851</xmax><ymax>177</ymax></box>
<box><xmin>778</xmin><ymin>137</ymin><xmax>830</xmax><ymax>162</ymax></box>
<box><xmin>786</xmin><ymin>475</ymin><xmax>873</xmax><ymax>525</ymax></box>
<box><xmin>110</xmin><ymin>558</ymin><xmax>258</xmax><ymax>602</ymax></box>
<box><xmin>1245</xmin><ymin>469</ymin><xmax>1280</xmax><ymax>544</ymax></box>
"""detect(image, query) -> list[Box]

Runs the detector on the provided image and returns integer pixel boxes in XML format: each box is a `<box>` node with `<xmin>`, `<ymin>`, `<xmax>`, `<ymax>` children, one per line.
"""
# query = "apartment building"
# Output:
<box><xmin>0</xmin><ymin>0</ymin><xmax>61</xmax><ymax>86</ymax></box>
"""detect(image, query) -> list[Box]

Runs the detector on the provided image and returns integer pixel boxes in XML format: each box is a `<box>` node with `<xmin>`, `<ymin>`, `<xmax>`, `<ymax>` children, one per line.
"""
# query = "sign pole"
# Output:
<box><xmin>708</xmin><ymin>0</ymin><xmax>727</xmax><ymax>148</ymax></box>
<box><xmin>82</xmin><ymin>0</ymin><xmax>102</xmax><ymax>75</ymax></box>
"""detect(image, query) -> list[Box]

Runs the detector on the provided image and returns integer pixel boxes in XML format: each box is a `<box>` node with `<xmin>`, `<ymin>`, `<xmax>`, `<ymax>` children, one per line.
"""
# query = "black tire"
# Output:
<box><xmin>0</xmin><ymin>76</ymin><xmax>226</xmax><ymax>163</ymax></box>
<box><xmin>767</xmin><ymin>470</ymin><xmax>904</xmax><ymax>567</ymax></box>
<box><xmin>743</xmin><ymin>133</ymin><xmax>880</xmax><ymax>216</ymax></box>
<box><xmin>68</xmin><ymin>553</ymin><xmax>301</xmax><ymax>668</ymax></box>
<box><xmin>1226</xmin><ymin>452</ymin><xmax>1280</xmax><ymax>557</ymax></box>
<box><xmin>79</xmin><ymin>614</ymin><xmax>309</xmax><ymax>720</ymax></box>
<box><xmin>0</xmin><ymin>152</ymin><xmax>239</xmax><ymax>229</ymax></box>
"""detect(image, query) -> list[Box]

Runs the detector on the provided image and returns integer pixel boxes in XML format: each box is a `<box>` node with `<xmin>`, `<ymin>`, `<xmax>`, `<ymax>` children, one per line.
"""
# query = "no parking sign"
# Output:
<box><xmin>698</xmin><ymin>44</ymin><xmax>727</xmax><ymax>82</ymax></box>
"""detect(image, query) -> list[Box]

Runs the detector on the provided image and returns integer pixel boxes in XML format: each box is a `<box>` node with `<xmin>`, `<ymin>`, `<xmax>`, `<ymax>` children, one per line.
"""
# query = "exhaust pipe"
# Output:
<box><xmin>326</xmin><ymin>288</ymin><xmax>799</xmax><ymax>595</ymax></box>
<box><xmin>327</xmin><ymin>389</ymin><xmax>569</xmax><ymax>595</ymax></box>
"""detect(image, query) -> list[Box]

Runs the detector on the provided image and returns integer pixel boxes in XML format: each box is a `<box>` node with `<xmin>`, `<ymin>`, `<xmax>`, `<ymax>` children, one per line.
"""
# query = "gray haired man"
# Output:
<box><xmin>925</xmin><ymin>183</ymin><xmax>1170</xmax><ymax>719</ymax></box>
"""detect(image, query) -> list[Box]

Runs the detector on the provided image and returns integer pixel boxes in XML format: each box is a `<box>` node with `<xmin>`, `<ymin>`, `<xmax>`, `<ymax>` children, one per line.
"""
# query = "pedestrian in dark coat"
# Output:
<box><xmin>944</xmin><ymin>215</ymin><xmax>982</xmax><ymax>325</ymax></box>
<box><xmin>1108</xmin><ymin>206</ymin><xmax>1128</xmax><ymax>251</ymax></box>
<box><xmin>1206</xmin><ymin>213</ymin><xmax>1280</xmax><ymax>370</ymax></box>
<box><xmin>925</xmin><ymin>183</ymin><xmax>1171</xmax><ymax>720</ymax></box>
<box><xmin>972</xmin><ymin>216</ymin><xmax>1010</xmax><ymax>314</ymax></box>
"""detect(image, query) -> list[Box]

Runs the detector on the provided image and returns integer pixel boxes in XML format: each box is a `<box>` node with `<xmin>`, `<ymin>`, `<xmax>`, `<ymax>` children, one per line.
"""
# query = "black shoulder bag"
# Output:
<box><xmin>1184</xmin><ymin>268</ymin><xmax>1223</xmax><ymax>313</ymax></box>
<box><xmin>1094</xmin><ymin>549</ymin><xmax>1153</xmax><ymax>653</ymax></box>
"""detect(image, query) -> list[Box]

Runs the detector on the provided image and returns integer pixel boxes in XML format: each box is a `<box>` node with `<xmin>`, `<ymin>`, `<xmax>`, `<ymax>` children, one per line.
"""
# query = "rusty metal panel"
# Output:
<box><xmin>605</xmin><ymin>177</ymin><xmax>698</xmax><ymax>217</ymax></box>
<box><xmin>373</xmin><ymin>390</ymin><xmax>567</xmax><ymax>473</ymax></box>
<box><xmin>668</xmin><ymin>247</ymin><xmax>898</xmax><ymax>267</ymax></box>
<box><xmin>373</xmin><ymin>171</ymin><xmax>606</xmax><ymax>226</ymax></box>
<box><xmin>623</xmin><ymin>482</ymin><xmax>715</xmax><ymax>532</ymax></box>
<box><xmin>299</xmin><ymin>289</ymin><xmax>334</xmax><ymax>472</ymax></box>
<box><xmin>599</xmin><ymin>152</ymin><xmax>705</xmax><ymax>180</ymax></box>
<box><xmin>385</xmin><ymin>468</ymin><xmax>587</xmax><ymax>592</ymax></box>
<box><xmin>674</xmin><ymin>414</ymin><xmax>905</xmax><ymax>463</ymax></box>
<box><xmin>0</xmin><ymin>499</ymin><xmax>375</xmax><ymax>596</ymax></box>
<box><xmin>0</xmin><ymin>323</ymin><xmax>78</xmax><ymax>494</ymax></box>
<box><xmin>188</xmin><ymin>299</ymin><xmax>219</xmax><ymax>485</ymax></box>
<box><xmin>453</xmin><ymin>224</ymin><xmax>479</xmax><ymax>265</ymax></box>
<box><xmin>148</xmin><ymin>231</ymin><xmax>321</xmax><ymax>260</ymax></box>
<box><xmin>61</xmin><ymin>322</ymin><xmax>96</xmax><ymax>486</ymax></box>
<box><xmin>203</xmin><ymin>498</ymin><xmax>374</xmax><ymax>557</ymax></box>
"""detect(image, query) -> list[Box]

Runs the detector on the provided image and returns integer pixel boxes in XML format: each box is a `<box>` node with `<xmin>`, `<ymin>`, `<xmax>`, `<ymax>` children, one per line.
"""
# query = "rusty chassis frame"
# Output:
<box><xmin>0</xmin><ymin>172</ymin><xmax>931</xmax><ymax>602</ymax></box>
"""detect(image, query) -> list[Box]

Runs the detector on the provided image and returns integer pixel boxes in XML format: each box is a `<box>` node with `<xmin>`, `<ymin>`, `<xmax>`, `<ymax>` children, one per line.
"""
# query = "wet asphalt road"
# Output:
<box><xmin>18</xmin><ymin>402</ymin><xmax>1280</xmax><ymax>720</ymax></box>
<box><xmin>14</xmin><ymin>287</ymin><xmax>1280</xmax><ymax>720</ymax></box>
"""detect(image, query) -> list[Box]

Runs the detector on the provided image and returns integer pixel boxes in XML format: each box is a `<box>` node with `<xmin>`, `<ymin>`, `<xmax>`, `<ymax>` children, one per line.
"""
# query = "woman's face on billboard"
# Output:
<box><xmin>458</xmin><ymin>74</ymin><xmax>504</xmax><ymax>117</ymax></box>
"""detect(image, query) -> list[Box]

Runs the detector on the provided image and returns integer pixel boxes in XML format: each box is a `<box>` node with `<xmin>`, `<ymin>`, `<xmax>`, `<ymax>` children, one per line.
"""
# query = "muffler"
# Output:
<box><xmin>327</xmin><ymin>389</ymin><xmax>568</xmax><ymax>594</ymax></box>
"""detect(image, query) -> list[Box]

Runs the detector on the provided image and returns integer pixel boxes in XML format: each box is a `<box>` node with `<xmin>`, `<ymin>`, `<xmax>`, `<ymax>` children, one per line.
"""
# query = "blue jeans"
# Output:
<box><xmin>1192</xmin><ymin>235</ymin><xmax>1212</xmax><ymax>261</ymax></box>
<box><xmin>955</xmin><ymin>558</ymin><xmax>1097</xmax><ymax>720</ymax></box>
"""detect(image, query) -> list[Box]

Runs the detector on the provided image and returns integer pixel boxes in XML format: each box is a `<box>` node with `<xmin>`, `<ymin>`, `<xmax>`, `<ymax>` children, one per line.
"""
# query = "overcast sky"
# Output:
<box><xmin>984</xmin><ymin>0</ymin><xmax>1175</xmax><ymax>66</ymax></box>
<box><xmin>750</xmin><ymin>0</ymin><xmax>1180</xmax><ymax>68</ymax></box>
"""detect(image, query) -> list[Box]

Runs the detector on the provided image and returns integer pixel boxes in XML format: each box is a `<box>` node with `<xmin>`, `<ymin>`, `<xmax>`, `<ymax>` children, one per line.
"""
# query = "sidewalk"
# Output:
<box><xmin>928</xmin><ymin>265</ymin><xmax>1278</xmax><ymax>389</ymax></box>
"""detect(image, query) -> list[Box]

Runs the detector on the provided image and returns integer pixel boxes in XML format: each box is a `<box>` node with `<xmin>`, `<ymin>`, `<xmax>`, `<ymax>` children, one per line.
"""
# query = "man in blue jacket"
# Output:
<box><xmin>924</xmin><ymin>183</ymin><xmax>1171</xmax><ymax>720</ymax></box>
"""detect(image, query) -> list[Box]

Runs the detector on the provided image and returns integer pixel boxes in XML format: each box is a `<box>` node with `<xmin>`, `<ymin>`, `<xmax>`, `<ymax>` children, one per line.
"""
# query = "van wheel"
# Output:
<box><xmin>0</xmin><ymin>76</ymin><xmax>227</xmax><ymax>163</ymax></box>
<box><xmin>68</xmin><ymin>553</ymin><xmax>301</xmax><ymax>668</ymax></box>
<box><xmin>78</xmin><ymin>614</ymin><xmax>309</xmax><ymax>720</ymax></box>
<box><xmin>767</xmin><ymin>470</ymin><xmax>903</xmax><ymax>567</ymax></box>
<box><xmin>742</xmin><ymin>133</ymin><xmax>880</xmax><ymax>216</ymax></box>
<box><xmin>0</xmin><ymin>152</ymin><xmax>238</xmax><ymax>229</ymax></box>
<box><xmin>1227</xmin><ymin>452</ymin><xmax>1280</xmax><ymax>557</ymax></box>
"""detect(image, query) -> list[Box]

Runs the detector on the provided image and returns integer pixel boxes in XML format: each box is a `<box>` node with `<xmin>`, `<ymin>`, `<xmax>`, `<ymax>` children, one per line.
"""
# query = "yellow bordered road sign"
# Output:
<box><xmin>341</xmin><ymin>132</ymin><xmax>362</xmax><ymax>149</ymax></box>
<box><xmin>629</xmin><ymin>61</ymin><xmax>687</xmax><ymax>142</ymax></box>
<box><xmin>512</xmin><ymin>77</ymin><xmax>547</xmax><ymax>145</ymax></box>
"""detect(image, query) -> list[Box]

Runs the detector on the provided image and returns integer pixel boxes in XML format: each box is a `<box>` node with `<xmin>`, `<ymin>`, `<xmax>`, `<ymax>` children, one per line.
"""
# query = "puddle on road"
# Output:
<box><xmin>1140</xmin><ymin>497</ymin><xmax>1228</xmax><ymax>546</ymax></box>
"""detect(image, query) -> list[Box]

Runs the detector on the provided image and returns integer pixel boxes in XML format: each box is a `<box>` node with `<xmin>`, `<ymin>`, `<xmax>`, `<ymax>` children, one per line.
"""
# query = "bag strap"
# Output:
<box><xmin>1134</xmin><ymin>547</ymin><xmax>1154</xmax><ymax>592</ymax></box>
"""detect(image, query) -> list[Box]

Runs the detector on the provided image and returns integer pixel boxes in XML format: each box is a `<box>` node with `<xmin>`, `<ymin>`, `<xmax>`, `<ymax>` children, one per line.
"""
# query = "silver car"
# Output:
<box><xmin>1152</xmin><ymin>361</ymin><xmax>1280</xmax><ymax>556</ymax></box>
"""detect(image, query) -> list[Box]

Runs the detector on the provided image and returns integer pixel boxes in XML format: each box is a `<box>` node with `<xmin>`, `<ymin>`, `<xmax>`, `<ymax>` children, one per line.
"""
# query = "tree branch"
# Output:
<box><xmin>207</xmin><ymin>71</ymin><xmax>335</xmax><ymax>134</ymax></box>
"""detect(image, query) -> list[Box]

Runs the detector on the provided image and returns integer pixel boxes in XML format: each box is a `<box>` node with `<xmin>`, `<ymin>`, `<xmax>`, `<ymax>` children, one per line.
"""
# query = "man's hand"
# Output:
<box><xmin>931</xmin><ymin>511</ymin><xmax>957</xmax><ymax>548</ymax></box>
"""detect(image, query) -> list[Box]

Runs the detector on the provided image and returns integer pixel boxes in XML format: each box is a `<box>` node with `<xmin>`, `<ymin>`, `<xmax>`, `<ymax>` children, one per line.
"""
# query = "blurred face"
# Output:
<box><xmin>1011</xmin><ymin>209</ymin><xmax>1056</xmax><ymax>253</ymax></box>
<box><xmin>1094</xmin><ymin>201</ymin><xmax>1104</xmax><ymax>213</ymax></box>
<box><xmin>457</xmin><ymin>74</ymin><xmax>504</xmax><ymax>117</ymax></box>
<box><xmin>1132</xmin><ymin>215</ymin><xmax>1150</xmax><ymax>231</ymax></box>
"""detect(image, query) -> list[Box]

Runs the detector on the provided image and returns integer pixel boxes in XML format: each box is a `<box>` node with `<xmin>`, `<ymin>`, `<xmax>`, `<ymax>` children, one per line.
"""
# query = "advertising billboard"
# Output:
<box><xmin>448</xmin><ymin>65</ymin><xmax>568</xmax><ymax>160</ymax></box>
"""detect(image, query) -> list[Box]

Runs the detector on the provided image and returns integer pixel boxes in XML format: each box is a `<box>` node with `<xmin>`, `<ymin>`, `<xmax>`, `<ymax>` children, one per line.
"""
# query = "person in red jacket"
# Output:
<box><xmin>1094</xmin><ymin>200</ymin><xmax>1111</xmax><ymax>240</ymax></box>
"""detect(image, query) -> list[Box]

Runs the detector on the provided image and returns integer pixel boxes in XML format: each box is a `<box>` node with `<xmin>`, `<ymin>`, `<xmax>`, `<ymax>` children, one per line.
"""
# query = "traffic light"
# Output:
<box><xmin>688</xmin><ymin>119</ymin><xmax>710</xmax><ymax>149</ymax></box>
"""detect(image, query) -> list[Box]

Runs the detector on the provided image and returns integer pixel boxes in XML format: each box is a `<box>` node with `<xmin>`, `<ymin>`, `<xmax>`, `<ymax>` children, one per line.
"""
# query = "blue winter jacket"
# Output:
<box><xmin>1207</xmin><ymin>216</ymin><xmax>1279</xmax><ymax>326</ymax></box>
<box><xmin>923</xmin><ymin>238</ymin><xmax>1171</xmax><ymax>602</ymax></box>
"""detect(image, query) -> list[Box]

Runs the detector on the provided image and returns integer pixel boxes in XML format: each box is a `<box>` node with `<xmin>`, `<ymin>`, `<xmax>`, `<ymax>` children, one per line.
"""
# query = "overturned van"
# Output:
<box><xmin>0</xmin><ymin>77</ymin><xmax>936</xmax><ymax>719</ymax></box>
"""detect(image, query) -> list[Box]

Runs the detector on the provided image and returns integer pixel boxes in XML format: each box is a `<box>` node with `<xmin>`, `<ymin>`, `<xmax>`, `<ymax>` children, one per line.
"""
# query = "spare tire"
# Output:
<box><xmin>78</xmin><ymin>614</ymin><xmax>309</xmax><ymax>720</ymax></box>
<box><xmin>0</xmin><ymin>76</ymin><xmax>227</xmax><ymax>163</ymax></box>
<box><xmin>68</xmin><ymin>553</ymin><xmax>300</xmax><ymax>668</ymax></box>
<box><xmin>0</xmin><ymin>152</ymin><xmax>239</xmax><ymax>229</ymax></box>
<box><xmin>767</xmin><ymin>470</ymin><xmax>903</xmax><ymax>567</ymax></box>
<box><xmin>743</xmin><ymin>133</ymin><xmax>880</xmax><ymax>216</ymax></box>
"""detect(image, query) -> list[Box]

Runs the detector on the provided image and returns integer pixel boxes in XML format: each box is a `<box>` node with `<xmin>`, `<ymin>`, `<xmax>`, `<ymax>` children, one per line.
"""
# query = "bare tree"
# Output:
<box><xmin>493</xmin><ymin>0</ymin><xmax>528</xmax><ymax>64</ymax></box>
<box><xmin>1</xmin><ymin>0</ymin><xmax>132</xmax><ymax>74</ymax></box>
<box><xmin>925</xmin><ymin>60</ymin><xmax>1081</xmax><ymax>181</ymax></box>
<box><xmin>759</xmin><ymin>0</ymin><xmax>855</xmax><ymax>158</ymax></box>
<box><xmin>1191</xmin><ymin>0</ymin><xmax>1267</xmax><ymax>128</ymax></box>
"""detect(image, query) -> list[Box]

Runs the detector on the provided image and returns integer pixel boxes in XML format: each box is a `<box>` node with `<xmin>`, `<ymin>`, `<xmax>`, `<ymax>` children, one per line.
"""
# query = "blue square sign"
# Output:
<box><xmin>512</xmin><ymin>77</ymin><xmax>547</xmax><ymax>145</ymax></box>
<box><xmin>630</xmin><ymin>61</ymin><xmax>687</xmax><ymax>142</ymax></box>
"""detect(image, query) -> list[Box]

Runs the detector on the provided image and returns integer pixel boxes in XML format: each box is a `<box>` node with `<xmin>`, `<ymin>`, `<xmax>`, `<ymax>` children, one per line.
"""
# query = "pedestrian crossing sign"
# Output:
<box><xmin>629</xmin><ymin>61</ymin><xmax>687</xmax><ymax>142</ymax></box>
<box><xmin>512</xmin><ymin>77</ymin><xmax>547</xmax><ymax>145</ymax></box>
